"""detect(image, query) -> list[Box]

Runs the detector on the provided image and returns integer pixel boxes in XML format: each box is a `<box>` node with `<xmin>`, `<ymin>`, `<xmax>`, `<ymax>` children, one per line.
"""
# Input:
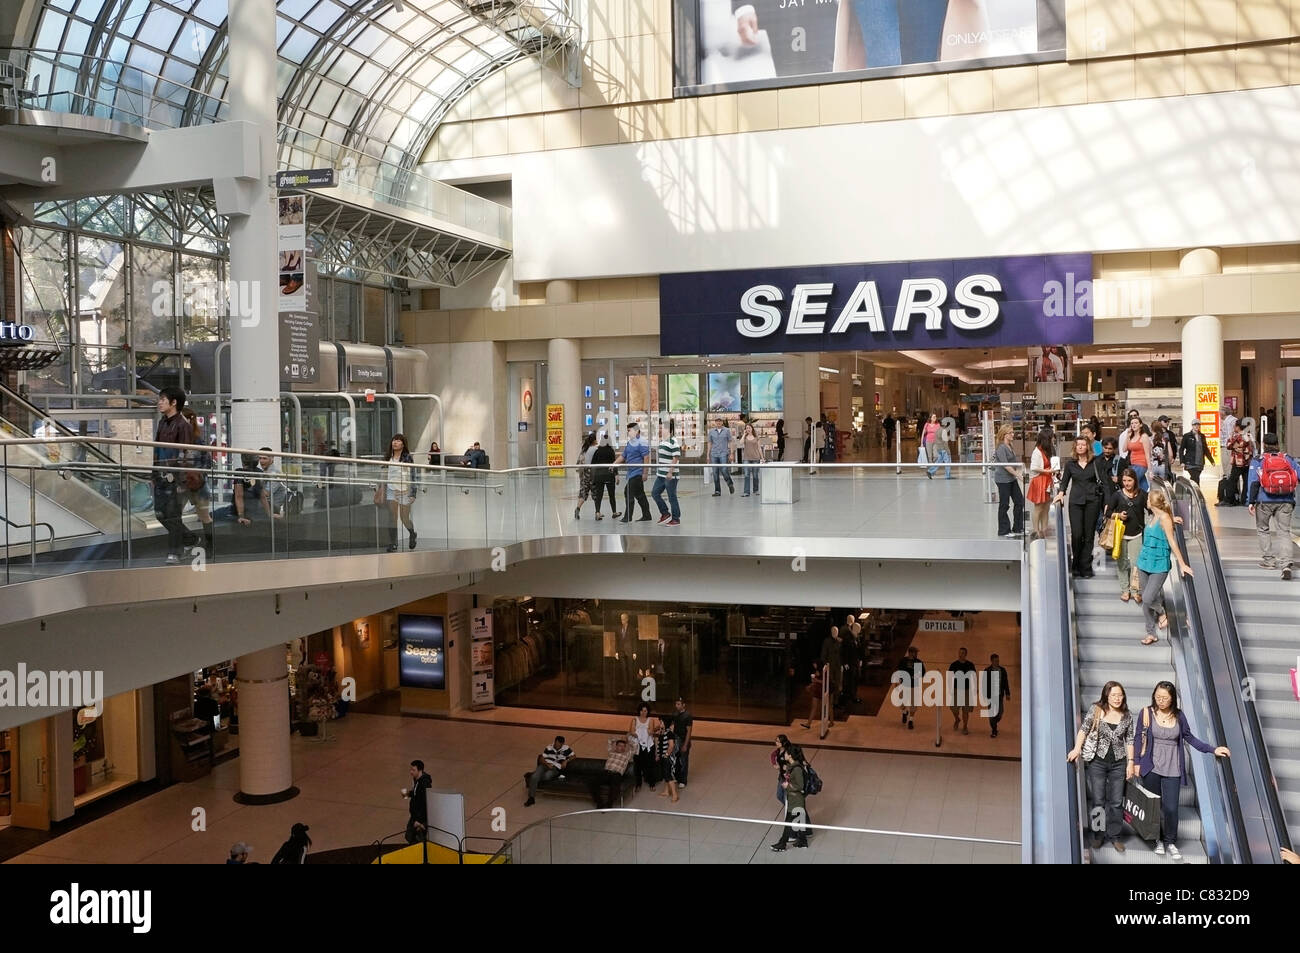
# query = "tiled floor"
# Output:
<box><xmin>3</xmin><ymin>714</ymin><xmax>1019</xmax><ymax>865</ymax></box>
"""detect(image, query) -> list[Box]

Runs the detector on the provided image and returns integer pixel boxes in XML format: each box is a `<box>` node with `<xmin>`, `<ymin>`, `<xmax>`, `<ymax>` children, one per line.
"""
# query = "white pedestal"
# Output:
<box><xmin>761</xmin><ymin>467</ymin><xmax>800</xmax><ymax>504</ymax></box>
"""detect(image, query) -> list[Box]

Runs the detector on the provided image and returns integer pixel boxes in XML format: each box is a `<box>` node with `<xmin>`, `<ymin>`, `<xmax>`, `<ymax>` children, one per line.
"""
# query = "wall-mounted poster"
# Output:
<box><xmin>669</xmin><ymin>373</ymin><xmax>700</xmax><ymax>411</ymax></box>
<box><xmin>1029</xmin><ymin>346</ymin><xmax>1072</xmax><ymax>383</ymax></box>
<box><xmin>708</xmin><ymin>372</ymin><xmax>742</xmax><ymax>412</ymax></box>
<box><xmin>750</xmin><ymin>370</ymin><xmax>784</xmax><ymax>412</ymax></box>
<box><xmin>675</xmin><ymin>0</ymin><xmax>1067</xmax><ymax>96</ymax></box>
<box><xmin>628</xmin><ymin>374</ymin><xmax>660</xmax><ymax>413</ymax></box>
<box><xmin>398</xmin><ymin>614</ymin><xmax>445</xmax><ymax>690</ymax></box>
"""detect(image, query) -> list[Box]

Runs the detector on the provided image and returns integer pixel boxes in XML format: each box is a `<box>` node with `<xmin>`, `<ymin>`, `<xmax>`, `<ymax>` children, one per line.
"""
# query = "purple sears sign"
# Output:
<box><xmin>659</xmin><ymin>254</ymin><xmax>1094</xmax><ymax>356</ymax></box>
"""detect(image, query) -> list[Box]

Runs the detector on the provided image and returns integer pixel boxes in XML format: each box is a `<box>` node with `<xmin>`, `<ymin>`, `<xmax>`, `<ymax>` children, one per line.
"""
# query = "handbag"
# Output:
<box><xmin>373</xmin><ymin>486</ymin><xmax>385</xmax><ymax>506</ymax></box>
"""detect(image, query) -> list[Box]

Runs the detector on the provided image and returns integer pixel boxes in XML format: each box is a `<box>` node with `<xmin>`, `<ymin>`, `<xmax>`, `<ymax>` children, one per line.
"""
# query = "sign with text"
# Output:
<box><xmin>398</xmin><ymin>614</ymin><xmax>445</xmax><ymax>690</ymax></box>
<box><xmin>659</xmin><ymin>253</ymin><xmax>1094</xmax><ymax>356</ymax></box>
<box><xmin>276</xmin><ymin>168</ymin><xmax>336</xmax><ymax>189</ymax></box>
<box><xmin>276</xmin><ymin>195</ymin><xmax>307</xmax><ymax>313</ymax></box>
<box><xmin>279</xmin><ymin>312</ymin><xmax>319</xmax><ymax>384</ymax></box>
<box><xmin>545</xmin><ymin>402</ymin><xmax>565</xmax><ymax>476</ymax></box>
<box><xmin>1196</xmin><ymin>383</ymin><xmax>1222</xmax><ymax>463</ymax></box>
<box><xmin>918</xmin><ymin>618</ymin><xmax>965</xmax><ymax>632</ymax></box>
<box><xmin>469</xmin><ymin>607</ymin><xmax>495</xmax><ymax>710</ymax></box>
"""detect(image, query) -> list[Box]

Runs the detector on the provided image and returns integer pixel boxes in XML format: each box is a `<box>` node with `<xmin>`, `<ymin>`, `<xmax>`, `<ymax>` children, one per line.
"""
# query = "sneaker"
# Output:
<box><xmin>907</xmin><ymin>719</ymin><xmax>914</xmax><ymax>730</ymax></box>
<box><xmin>667</xmin><ymin>519</ymin><xmax>680</xmax><ymax>526</ymax></box>
<box><xmin>1284</xmin><ymin>567</ymin><xmax>1293</xmax><ymax>581</ymax></box>
<box><xmin>1259</xmin><ymin>560</ymin><xmax>1277</xmax><ymax>569</ymax></box>
<box><xmin>165</xmin><ymin>554</ymin><xmax>180</xmax><ymax>565</ymax></box>
<box><xmin>795</xmin><ymin>841</ymin><xmax>809</xmax><ymax>849</ymax></box>
<box><xmin>769</xmin><ymin>843</ymin><xmax>787</xmax><ymax>852</ymax></box>
<box><xmin>611</xmin><ymin>512</ymin><xmax>621</xmax><ymax>519</ymax></box>
<box><xmin>636</xmin><ymin>515</ymin><xmax>653</xmax><ymax>522</ymax></box>
<box><xmin>524</xmin><ymin>797</ymin><xmax>535</xmax><ymax>807</ymax></box>
<box><xmin>712</xmin><ymin>492</ymin><xmax>721</xmax><ymax>497</ymax></box>
<box><xmin>1153</xmin><ymin>841</ymin><xmax>1165</xmax><ymax>856</ymax></box>
<box><xmin>1167</xmin><ymin>844</ymin><xmax>1182</xmax><ymax>863</ymax></box>
<box><xmin>595</xmin><ymin>514</ymin><xmax>604</xmax><ymax>521</ymax></box>
<box><xmin>741</xmin><ymin>493</ymin><xmax>750</xmax><ymax>497</ymax></box>
<box><xmin>1112</xmin><ymin>839</ymin><xmax>1126</xmax><ymax>853</ymax></box>
<box><xmin>574</xmin><ymin>507</ymin><xmax>581</xmax><ymax>519</ymax></box>
<box><xmin>658</xmin><ymin>514</ymin><xmax>670</xmax><ymax>523</ymax></box>
<box><xmin>902</xmin><ymin>712</ymin><xmax>908</xmax><ymax>724</ymax></box>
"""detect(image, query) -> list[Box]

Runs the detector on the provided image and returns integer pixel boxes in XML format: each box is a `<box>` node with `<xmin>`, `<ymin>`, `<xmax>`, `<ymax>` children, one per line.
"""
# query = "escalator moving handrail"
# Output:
<box><xmin>1055</xmin><ymin>498</ymin><xmax>1087</xmax><ymax>863</ymax></box>
<box><xmin>1174</xmin><ymin>473</ymin><xmax>1293</xmax><ymax>856</ymax></box>
<box><xmin>1151</xmin><ymin>475</ymin><xmax>1248</xmax><ymax>863</ymax></box>
<box><xmin>0</xmin><ymin>382</ymin><xmax>119</xmax><ymax>467</ymax></box>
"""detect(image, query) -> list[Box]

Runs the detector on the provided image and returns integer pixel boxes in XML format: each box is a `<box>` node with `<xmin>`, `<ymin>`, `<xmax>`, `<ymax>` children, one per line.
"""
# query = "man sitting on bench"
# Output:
<box><xmin>524</xmin><ymin>735</ymin><xmax>573</xmax><ymax>807</ymax></box>
<box><xmin>592</xmin><ymin>736</ymin><xmax>636</xmax><ymax>809</ymax></box>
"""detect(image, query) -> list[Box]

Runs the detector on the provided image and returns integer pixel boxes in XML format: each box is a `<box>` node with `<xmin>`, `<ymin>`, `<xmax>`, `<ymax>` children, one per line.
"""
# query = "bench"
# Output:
<box><xmin>523</xmin><ymin>756</ymin><xmax>635</xmax><ymax>807</ymax></box>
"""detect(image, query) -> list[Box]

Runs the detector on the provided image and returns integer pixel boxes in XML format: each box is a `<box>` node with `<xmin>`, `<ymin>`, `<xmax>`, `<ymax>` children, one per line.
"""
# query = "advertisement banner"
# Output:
<box><xmin>546</xmin><ymin>403</ymin><xmax>565</xmax><ymax>476</ymax></box>
<box><xmin>470</xmin><ymin>607</ymin><xmax>495</xmax><ymax>710</ymax></box>
<box><xmin>398</xmin><ymin>614</ymin><xmax>446</xmax><ymax>690</ymax></box>
<box><xmin>1196</xmin><ymin>383</ymin><xmax>1222</xmax><ymax>463</ymax></box>
<box><xmin>660</xmin><ymin>253</ymin><xmax>1094</xmax><ymax>356</ymax></box>
<box><xmin>1028</xmin><ymin>346</ymin><xmax>1072</xmax><ymax>384</ymax></box>
<box><xmin>520</xmin><ymin>377</ymin><xmax>536</xmax><ymax>427</ymax></box>
<box><xmin>675</xmin><ymin>0</ymin><xmax>1067</xmax><ymax>97</ymax></box>
<box><xmin>276</xmin><ymin>195</ymin><xmax>307</xmax><ymax>313</ymax></box>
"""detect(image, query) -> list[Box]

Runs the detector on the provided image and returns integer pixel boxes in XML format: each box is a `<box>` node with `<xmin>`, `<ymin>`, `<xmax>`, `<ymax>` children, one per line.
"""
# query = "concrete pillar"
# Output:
<box><xmin>1179</xmin><ymin>248</ymin><xmax>1224</xmax><ymax>480</ymax></box>
<box><xmin>1223</xmin><ymin>341</ymin><xmax>1242</xmax><ymax>399</ymax></box>
<box><xmin>547</xmin><ymin>337</ymin><xmax>582</xmax><ymax>462</ymax></box>
<box><xmin>225</xmin><ymin>0</ymin><xmax>280</xmax><ymax>452</ymax></box>
<box><xmin>781</xmin><ymin>352</ymin><xmax>821</xmax><ymax>460</ymax></box>
<box><xmin>837</xmin><ymin>354</ymin><xmax>855</xmax><ymax>428</ymax></box>
<box><xmin>234</xmin><ymin>644</ymin><xmax>297</xmax><ymax>803</ymax></box>
<box><xmin>545</xmin><ymin>280</ymin><xmax>578</xmax><ymax>305</ymax></box>
<box><xmin>1253</xmin><ymin>339</ymin><xmax>1281</xmax><ymax>420</ymax></box>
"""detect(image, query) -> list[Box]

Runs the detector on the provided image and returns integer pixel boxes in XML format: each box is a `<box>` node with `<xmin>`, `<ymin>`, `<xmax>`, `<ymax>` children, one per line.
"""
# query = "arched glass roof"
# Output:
<box><xmin>23</xmin><ymin>0</ymin><xmax>528</xmax><ymax>174</ymax></box>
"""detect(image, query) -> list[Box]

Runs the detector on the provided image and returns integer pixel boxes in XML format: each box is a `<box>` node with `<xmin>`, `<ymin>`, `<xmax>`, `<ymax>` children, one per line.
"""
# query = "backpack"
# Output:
<box><xmin>1259</xmin><ymin>453</ymin><xmax>1298</xmax><ymax>496</ymax></box>
<box><xmin>801</xmin><ymin>761</ymin><xmax>823</xmax><ymax>796</ymax></box>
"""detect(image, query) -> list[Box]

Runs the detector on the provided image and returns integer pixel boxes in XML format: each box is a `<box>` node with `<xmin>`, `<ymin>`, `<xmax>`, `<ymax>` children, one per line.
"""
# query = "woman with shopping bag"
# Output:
<box><xmin>1132</xmin><ymin>682</ymin><xmax>1230</xmax><ymax>862</ymax></box>
<box><xmin>1101</xmin><ymin>468</ymin><xmax>1147</xmax><ymax>602</ymax></box>
<box><xmin>1066</xmin><ymin>681</ymin><xmax>1136</xmax><ymax>854</ymax></box>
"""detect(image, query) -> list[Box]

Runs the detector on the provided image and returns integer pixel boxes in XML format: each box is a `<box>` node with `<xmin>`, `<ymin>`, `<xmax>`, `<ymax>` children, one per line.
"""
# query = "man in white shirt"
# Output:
<box><xmin>1221</xmin><ymin>406</ymin><xmax>1238</xmax><ymax>448</ymax></box>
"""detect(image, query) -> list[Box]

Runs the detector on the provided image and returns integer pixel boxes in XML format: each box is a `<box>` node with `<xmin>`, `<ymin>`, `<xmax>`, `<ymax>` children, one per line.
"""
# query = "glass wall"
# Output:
<box><xmin>491</xmin><ymin>596</ymin><xmax>830</xmax><ymax>725</ymax></box>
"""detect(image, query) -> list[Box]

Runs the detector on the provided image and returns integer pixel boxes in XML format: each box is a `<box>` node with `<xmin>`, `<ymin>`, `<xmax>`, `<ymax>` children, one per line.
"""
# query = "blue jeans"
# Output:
<box><xmin>651</xmin><ymin>475</ymin><xmax>679</xmax><ymax>520</ymax></box>
<box><xmin>927</xmin><ymin>444</ymin><xmax>952</xmax><ymax>478</ymax></box>
<box><xmin>743</xmin><ymin>464</ymin><xmax>760</xmax><ymax>494</ymax></box>
<box><xmin>852</xmin><ymin>0</ymin><xmax>949</xmax><ymax>67</ymax></box>
<box><xmin>1141</xmin><ymin>771</ymin><xmax>1182</xmax><ymax>845</ymax></box>
<box><xmin>1131</xmin><ymin>464</ymin><xmax>1148</xmax><ymax>491</ymax></box>
<box><xmin>710</xmin><ymin>452</ymin><xmax>733</xmax><ymax>492</ymax></box>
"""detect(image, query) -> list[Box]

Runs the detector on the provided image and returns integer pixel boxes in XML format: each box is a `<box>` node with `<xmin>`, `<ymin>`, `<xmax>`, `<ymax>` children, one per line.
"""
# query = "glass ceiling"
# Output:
<box><xmin>25</xmin><ymin>0</ymin><xmax>523</xmax><ymax>172</ymax></box>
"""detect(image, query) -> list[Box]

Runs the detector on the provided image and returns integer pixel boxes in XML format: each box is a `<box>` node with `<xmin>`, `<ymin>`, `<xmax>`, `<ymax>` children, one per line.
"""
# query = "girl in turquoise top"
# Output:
<box><xmin>1136</xmin><ymin>489</ymin><xmax>1193</xmax><ymax>645</ymax></box>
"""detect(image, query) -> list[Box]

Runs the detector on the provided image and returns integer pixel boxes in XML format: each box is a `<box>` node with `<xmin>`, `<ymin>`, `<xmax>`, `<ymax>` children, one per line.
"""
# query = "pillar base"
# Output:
<box><xmin>233</xmin><ymin>786</ymin><xmax>300</xmax><ymax>806</ymax></box>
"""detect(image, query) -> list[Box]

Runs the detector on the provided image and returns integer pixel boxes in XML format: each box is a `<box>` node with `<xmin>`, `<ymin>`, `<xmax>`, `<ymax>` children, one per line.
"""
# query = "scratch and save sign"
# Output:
<box><xmin>546</xmin><ymin>403</ymin><xmax>564</xmax><ymax>476</ymax></box>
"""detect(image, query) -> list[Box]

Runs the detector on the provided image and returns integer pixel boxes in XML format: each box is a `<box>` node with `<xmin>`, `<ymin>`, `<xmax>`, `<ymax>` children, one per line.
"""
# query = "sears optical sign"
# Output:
<box><xmin>659</xmin><ymin>254</ymin><xmax>1093</xmax><ymax>356</ymax></box>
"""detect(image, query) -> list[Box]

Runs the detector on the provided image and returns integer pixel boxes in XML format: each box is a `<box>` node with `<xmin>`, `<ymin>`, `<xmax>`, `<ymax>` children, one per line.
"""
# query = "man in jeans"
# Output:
<box><xmin>1246</xmin><ymin>432</ymin><xmax>1300</xmax><ymax>581</ymax></box>
<box><xmin>707</xmin><ymin>417</ymin><xmax>735</xmax><ymax>496</ymax></box>
<box><xmin>671</xmin><ymin>698</ymin><xmax>694</xmax><ymax>786</ymax></box>
<box><xmin>153</xmin><ymin>387</ymin><xmax>194</xmax><ymax>565</ymax></box>
<box><xmin>592</xmin><ymin>736</ymin><xmax>636</xmax><ymax>808</ymax></box>
<box><xmin>1223</xmin><ymin>421</ymin><xmax>1253</xmax><ymax>506</ymax></box>
<box><xmin>524</xmin><ymin>735</ymin><xmax>574</xmax><ymax>806</ymax></box>
<box><xmin>615</xmin><ymin>422</ymin><xmax>652</xmax><ymax>522</ymax></box>
<box><xmin>652</xmin><ymin>418</ymin><xmax>682</xmax><ymax>525</ymax></box>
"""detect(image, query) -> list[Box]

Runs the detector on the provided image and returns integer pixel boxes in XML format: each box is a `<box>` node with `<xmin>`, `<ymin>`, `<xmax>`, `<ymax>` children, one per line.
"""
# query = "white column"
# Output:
<box><xmin>234</xmin><ymin>644</ymin><xmax>296</xmax><ymax>802</ymax></box>
<box><xmin>1179</xmin><ymin>248</ymin><xmax>1224</xmax><ymax>480</ymax></box>
<box><xmin>547</xmin><ymin>337</ymin><xmax>582</xmax><ymax>462</ymax></box>
<box><xmin>223</xmin><ymin>0</ymin><xmax>280</xmax><ymax>452</ymax></box>
<box><xmin>1254</xmin><ymin>339</ymin><xmax>1281</xmax><ymax>420</ymax></box>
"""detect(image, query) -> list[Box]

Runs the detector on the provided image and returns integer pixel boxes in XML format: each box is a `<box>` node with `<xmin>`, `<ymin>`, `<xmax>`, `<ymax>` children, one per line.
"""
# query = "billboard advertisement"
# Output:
<box><xmin>398</xmin><ymin>614</ymin><xmax>446</xmax><ymax>690</ymax></box>
<box><xmin>674</xmin><ymin>0</ymin><xmax>1067</xmax><ymax>96</ymax></box>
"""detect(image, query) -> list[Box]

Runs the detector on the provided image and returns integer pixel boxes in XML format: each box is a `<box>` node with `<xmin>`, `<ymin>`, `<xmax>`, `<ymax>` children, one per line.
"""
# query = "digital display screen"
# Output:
<box><xmin>399</xmin><ymin>614</ymin><xmax>446</xmax><ymax>690</ymax></box>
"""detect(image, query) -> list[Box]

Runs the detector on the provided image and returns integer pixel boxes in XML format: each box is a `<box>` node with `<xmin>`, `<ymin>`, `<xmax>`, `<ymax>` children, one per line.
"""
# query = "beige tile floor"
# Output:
<box><xmin>4</xmin><ymin>714</ymin><xmax>1019</xmax><ymax>865</ymax></box>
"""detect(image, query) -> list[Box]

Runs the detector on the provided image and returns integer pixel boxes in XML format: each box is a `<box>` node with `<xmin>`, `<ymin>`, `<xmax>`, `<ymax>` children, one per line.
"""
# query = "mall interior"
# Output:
<box><xmin>0</xmin><ymin>0</ymin><xmax>1297</xmax><ymax>867</ymax></box>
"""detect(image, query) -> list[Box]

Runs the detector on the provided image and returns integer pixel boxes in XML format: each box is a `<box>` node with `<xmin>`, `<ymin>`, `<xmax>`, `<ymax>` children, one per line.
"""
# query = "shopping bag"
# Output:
<box><xmin>1122</xmin><ymin>780</ymin><xmax>1162</xmax><ymax>841</ymax></box>
<box><xmin>1098</xmin><ymin>514</ymin><xmax>1116</xmax><ymax>550</ymax></box>
<box><xmin>1110</xmin><ymin>517</ymin><xmax>1125</xmax><ymax>559</ymax></box>
<box><xmin>917</xmin><ymin>446</ymin><xmax>929</xmax><ymax>465</ymax></box>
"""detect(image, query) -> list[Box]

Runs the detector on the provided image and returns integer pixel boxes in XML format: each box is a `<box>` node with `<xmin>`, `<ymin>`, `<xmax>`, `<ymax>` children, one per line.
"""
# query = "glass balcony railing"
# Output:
<box><xmin>490</xmin><ymin>808</ymin><xmax>1021</xmax><ymax>865</ymax></box>
<box><xmin>0</xmin><ymin>436</ymin><xmax>1025</xmax><ymax>584</ymax></box>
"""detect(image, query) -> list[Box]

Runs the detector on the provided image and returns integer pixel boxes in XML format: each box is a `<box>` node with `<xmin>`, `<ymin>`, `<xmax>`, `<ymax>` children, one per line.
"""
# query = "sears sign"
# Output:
<box><xmin>659</xmin><ymin>254</ymin><xmax>1093</xmax><ymax>356</ymax></box>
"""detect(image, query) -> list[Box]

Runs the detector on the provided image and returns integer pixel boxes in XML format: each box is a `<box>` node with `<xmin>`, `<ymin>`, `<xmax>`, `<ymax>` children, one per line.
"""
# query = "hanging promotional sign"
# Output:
<box><xmin>469</xmin><ymin>607</ymin><xmax>495</xmax><ymax>710</ymax></box>
<box><xmin>1196</xmin><ymin>383</ymin><xmax>1222</xmax><ymax>463</ymax></box>
<box><xmin>276</xmin><ymin>195</ymin><xmax>307</xmax><ymax>313</ymax></box>
<box><xmin>545</xmin><ymin>403</ymin><xmax>565</xmax><ymax>476</ymax></box>
<box><xmin>659</xmin><ymin>253</ymin><xmax>1093</xmax><ymax>356</ymax></box>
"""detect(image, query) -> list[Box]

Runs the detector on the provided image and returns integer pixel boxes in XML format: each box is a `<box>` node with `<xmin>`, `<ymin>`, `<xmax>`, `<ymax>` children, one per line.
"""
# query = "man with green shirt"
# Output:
<box><xmin>652</xmin><ymin>418</ymin><xmax>683</xmax><ymax>525</ymax></box>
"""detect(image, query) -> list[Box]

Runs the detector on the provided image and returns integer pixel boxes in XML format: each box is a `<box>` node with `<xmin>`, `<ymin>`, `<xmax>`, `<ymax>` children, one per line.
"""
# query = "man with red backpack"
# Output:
<box><xmin>1247</xmin><ymin>432</ymin><xmax>1300</xmax><ymax>580</ymax></box>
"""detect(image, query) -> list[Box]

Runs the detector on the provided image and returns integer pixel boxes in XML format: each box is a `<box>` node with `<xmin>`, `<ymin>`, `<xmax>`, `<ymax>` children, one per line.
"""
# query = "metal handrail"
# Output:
<box><xmin>1054</xmin><ymin>497</ymin><xmax>1088</xmax><ymax>864</ymax></box>
<box><xmin>488</xmin><ymin>807</ymin><xmax>1022</xmax><ymax>863</ymax></box>
<box><xmin>1170</xmin><ymin>472</ymin><xmax>1293</xmax><ymax>860</ymax></box>
<box><xmin>1151</xmin><ymin>473</ymin><xmax>1246</xmax><ymax>864</ymax></box>
<box><xmin>0</xmin><ymin>381</ymin><xmax>120</xmax><ymax>467</ymax></box>
<box><xmin>371</xmin><ymin>826</ymin><xmax>507</xmax><ymax>864</ymax></box>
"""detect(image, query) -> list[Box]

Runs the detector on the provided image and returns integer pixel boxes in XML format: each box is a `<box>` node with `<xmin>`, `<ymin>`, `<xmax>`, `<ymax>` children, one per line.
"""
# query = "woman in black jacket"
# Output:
<box><xmin>271</xmin><ymin>823</ymin><xmax>311</xmax><ymax>864</ymax></box>
<box><xmin>589</xmin><ymin>437</ymin><xmax>620</xmax><ymax>520</ymax></box>
<box><xmin>1054</xmin><ymin>437</ymin><xmax>1105</xmax><ymax>578</ymax></box>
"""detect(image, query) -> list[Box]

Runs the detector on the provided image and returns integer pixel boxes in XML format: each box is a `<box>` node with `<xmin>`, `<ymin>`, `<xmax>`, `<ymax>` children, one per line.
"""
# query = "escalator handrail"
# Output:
<box><xmin>1172</xmin><ymin>472</ymin><xmax>1293</xmax><ymax>858</ymax></box>
<box><xmin>0</xmin><ymin>382</ymin><xmax>120</xmax><ymax>467</ymax></box>
<box><xmin>1150</xmin><ymin>474</ymin><xmax>1247</xmax><ymax>863</ymax></box>
<box><xmin>1054</xmin><ymin>499</ymin><xmax>1088</xmax><ymax>863</ymax></box>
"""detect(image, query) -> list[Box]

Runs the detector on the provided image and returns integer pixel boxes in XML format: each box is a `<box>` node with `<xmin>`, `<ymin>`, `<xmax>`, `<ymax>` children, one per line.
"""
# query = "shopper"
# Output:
<box><xmin>1055</xmin><ymin>436</ymin><xmax>1104</xmax><ymax>578</ymax></box>
<box><xmin>1103</xmin><ymin>468</ymin><xmax>1148</xmax><ymax>602</ymax></box>
<box><xmin>771</xmin><ymin>734</ymin><xmax>792</xmax><ymax>805</ymax></box>
<box><xmin>271</xmin><ymin>823</ymin><xmax>311</xmax><ymax>864</ymax></box>
<box><xmin>615</xmin><ymin>421</ymin><xmax>652</xmax><ymax>522</ymax></box>
<box><xmin>1026</xmin><ymin>429</ymin><xmax>1057</xmax><ymax>540</ymax></box>
<box><xmin>948</xmin><ymin>647</ymin><xmax>977</xmax><ymax>735</ymax></box>
<box><xmin>741</xmin><ymin>422</ymin><xmax>763</xmax><ymax>496</ymax></box>
<box><xmin>1220</xmin><ymin>420</ymin><xmax>1253</xmax><ymax>507</ymax></box>
<box><xmin>801</xmin><ymin>416</ymin><xmax>813</xmax><ymax>464</ymax></box>
<box><xmin>651</xmin><ymin>418</ymin><xmax>683</xmax><ymax>525</ymax></box>
<box><xmin>1133</xmin><ymin>681</ymin><xmax>1230</xmax><ymax>862</ymax></box>
<box><xmin>592</xmin><ymin>736</ymin><xmax>637</xmax><ymax>808</ymax></box>
<box><xmin>707</xmin><ymin>417</ymin><xmax>736</xmax><ymax>496</ymax></box>
<box><xmin>1246</xmin><ymin>432</ymin><xmax>1299</xmax><ymax>580</ymax></box>
<box><xmin>402</xmin><ymin>759</ymin><xmax>433</xmax><ymax>844</ymax></box>
<box><xmin>591</xmin><ymin>435</ymin><xmax>620</xmax><ymax>520</ymax></box>
<box><xmin>671</xmin><ymin>697</ymin><xmax>694</xmax><ymax>786</ymax></box>
<box><xmin>1178</xmin><ymin>420</ymin><xmax>1215</xmax><ymax>487</ymax></box>
<box><xmin>180</xmin><ymin>408</ymin><xmax>215</xmax><ymax>561</ymax></box>
<box><xmin>524</xmin><ymin>735</ymin><xmax>574</xmax><ymax>806</ymax></box>
<box><xmin>894</xmin><ymin>644</ymin><xmax>924</xmax><ymax>731</ymax></box>
<box><xmin>226</xmin><ymin>842</ymin><xmax>252</xmax><ymax>864</ymax></box>
<box><xmin>1097</xmin><ymin>436</ymin><xmax>1122</xmax><ymax>501</ymax></box>
<box><xmin>463</xmin><ymin>442</ymin><xmax>488</xmax><ymax>468</ymax></box>
<box><xmin>921</xmin><ymin>412</ymin><xmax>942</xmax><ymax>478</ymax></box>
<box><xmin>1135</xmin><ymin>488</ymin><xmax>1193</xmax><ymax>645</ymax></box>
<box><xmin>775</xmin><ymin>418</ymin><xmax>786</xmax><ymax>461</ymax></box>
<box><xmin>380</xmin><ymin>434</ymin><xmax>417</xmax><ymax>552</ymax></box>
<box><xmin>883</xmin><ymin>413</ymin><xmax>896</xmax><ymax>451</ymax></box>
<box><xmin>1123</xmin><ymin>416</ymin><xmax>1153</xmax><ymax>491</ymax></box>
<box><xmin>769</xmin><ymin>747</ymin><xmax>809</xmax><ymax>851</ymax></box>
<box><xmin>992</xmin><ymin>424</ymin><xmax>1025</xmax><ymax>537</ymax></box>
<box><xmin>1066</xmin><ymin>681</ymin><xmax>1135</xmax><ymax>854</ymax></box>
<box><xmin>427</xmin><ymin>440</ymin><xmax>442</xmax><ymax>468</ymax></box>
<box><xmin>629</xmin><ymin>704</ymin><xmax>661</xmax><ymax>792</ymax></box>
<box><xmin>983</xmin><ymin>653</ymin><xmax>1011</xmax><ymax>738</ymax></box>
<box><xmin>153</xmin><ymin>386</ymin><xmax>194</xmax><ymax>564</ymax></box>
<box><xmin>801</xmin><ymin>659</ymin><xmax>825</xmax><ymax>730</ymax></box>
<box><xmin>655</xmin><ymin>721</ymin><xmax>680</xmax><ymax>803</ymax></box>
<box><xmin>1080</xmin><ymin>423</ymin><xmax>1102</xmax><ymax>458</ymax></box>
<box><xmin>572</xmin><ymin>431</ymin><xmax>599</xmax><ymax>519</ymax></box>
